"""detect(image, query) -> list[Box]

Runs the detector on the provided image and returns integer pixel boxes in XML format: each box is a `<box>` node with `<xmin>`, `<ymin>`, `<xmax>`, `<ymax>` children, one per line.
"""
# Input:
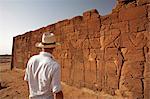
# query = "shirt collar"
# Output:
<box><xmin>40</xmin><ymin>51</ymin><xmax>54</xmax><ymax>58</ymax></box>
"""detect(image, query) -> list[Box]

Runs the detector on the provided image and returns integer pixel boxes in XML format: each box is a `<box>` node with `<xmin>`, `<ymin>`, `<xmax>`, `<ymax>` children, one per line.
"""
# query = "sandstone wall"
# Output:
<box><xmin>11</xmin><ymin>0</ymin><xmax>150</xmax><ymax>98</ymax></box>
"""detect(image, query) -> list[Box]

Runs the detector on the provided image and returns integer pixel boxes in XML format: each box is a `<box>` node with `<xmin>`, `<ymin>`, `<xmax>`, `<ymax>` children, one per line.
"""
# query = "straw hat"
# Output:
<box><xmin>35</xmin><ymin>32</ymin><xmax>60</xmax><ymax>48</ymax></box>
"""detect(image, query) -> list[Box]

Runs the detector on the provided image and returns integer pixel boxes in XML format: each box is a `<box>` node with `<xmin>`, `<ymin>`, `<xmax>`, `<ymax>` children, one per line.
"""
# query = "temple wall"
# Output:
<box><xmin>12</xmin><ymin>0</ymin><xmax>150</xmax><ymax>98</ymax></box>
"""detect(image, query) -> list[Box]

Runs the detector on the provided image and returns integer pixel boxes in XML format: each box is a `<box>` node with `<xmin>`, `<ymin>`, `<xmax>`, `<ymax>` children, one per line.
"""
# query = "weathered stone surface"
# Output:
<box><xmin>137</xmin><ymin>0</ymin><xmax>150</xmax><ymax>6</ymax></box>
<box><xmin>83</xmin><ymin>9</ymin><xmax>99</xmax><ymax>20</ymax></box>
<box><xmin>128</xmin><ymin>31</ymin><xmax>147</xmax><ymax>49</ymax></box>
<box><xmin>12</xmin><ymin>1</ymin><xmax>149</xmax><ymax>98</ymax></box>
<box><xmin>101</xmin><ymin>15</ymin><xmax>112</xmax><ymax>25</ymax></box>
<box><xmin>129</xmin><ymin>17</ymin><xmax>148</xmax><ymax>33</ymax></box>
<box><xmin>144</xmin><ymin>51</ymin><xmax>150</xmax><ymax>99</ymax></box>
<box><xmin>101</xmin><ymin>12</ymin><xmax>119</xmax><ymax>25</ymax></box>
<box><xmin>103</xmin><ymin>29</ymin><xmax>121</xmax><ymax>48</ymax></box>
<box><xmin>119</xmin><ymin>5</ymin><xmax>147</xmax><ymax>21</ymax></box>
<box><xmin>110</xmin><ymin>21</ymin><xmax>129</xmax><ymax>33</ymax></box>
<box><xmin>119</xmin><ymin>61</ymin><xmax>145</xmax><ymax>98</ymax></box>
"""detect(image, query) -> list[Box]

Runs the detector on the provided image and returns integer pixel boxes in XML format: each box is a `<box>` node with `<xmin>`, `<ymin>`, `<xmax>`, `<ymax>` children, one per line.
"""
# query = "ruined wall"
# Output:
<box><xmin>12</xmin><ymin>0</ymin><xmax>150</xmax><ymax>98</ymax></box>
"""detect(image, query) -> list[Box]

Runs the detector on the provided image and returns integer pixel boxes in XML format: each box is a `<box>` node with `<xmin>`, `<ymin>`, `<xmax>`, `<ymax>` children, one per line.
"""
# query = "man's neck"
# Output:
<box><xmin>42</xmin><ymin>48</ymin><xmax>53</xmax><ymax>54</ymax></box>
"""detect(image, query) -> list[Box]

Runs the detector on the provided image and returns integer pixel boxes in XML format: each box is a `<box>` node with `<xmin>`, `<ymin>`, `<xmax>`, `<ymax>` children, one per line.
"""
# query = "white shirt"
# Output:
<box><xmin>24</xmin><ymin>52</ymin><xmax>61</xmax><ymax>99</ymax></box>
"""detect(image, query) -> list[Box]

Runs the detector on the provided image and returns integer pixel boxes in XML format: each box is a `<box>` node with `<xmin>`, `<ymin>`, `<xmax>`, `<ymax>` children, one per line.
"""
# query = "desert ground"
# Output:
<box><xmin>0</xmin><ymin>55</ymin><xmax>120</xmax><ymax>99</ymax></box>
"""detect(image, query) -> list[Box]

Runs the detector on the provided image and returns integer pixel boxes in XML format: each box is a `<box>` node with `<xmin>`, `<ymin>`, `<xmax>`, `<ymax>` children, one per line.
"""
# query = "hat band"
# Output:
<box><xmin>42</xmin><ymin>42</ymin><xmax>56</xmax><ymax>45</ymax></box>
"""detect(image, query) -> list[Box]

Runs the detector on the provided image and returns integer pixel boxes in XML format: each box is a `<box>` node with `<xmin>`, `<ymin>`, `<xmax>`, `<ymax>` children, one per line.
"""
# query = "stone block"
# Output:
<box><xmin>85</xmin><ymin>70</ymin><xmax>97</xmax><ymax>89</ymax></box>
<box><xmin>84</xmin><ymin>60</ymin><xmax>91</xmax><ymax>71</ymax></box>
<box><xmin>60</xmin><ymin>50</ymin><xmax>69</xmax><ymax>59</ymax></box>
<box><xmin>87</xmin><ymin>18</ymin><xmax>101</xmax><ymax>38</ymax></box>
<box><xmin>144</xmin><ymin>52</ymin><xmax>150</xmax><ymax>99</ymax></box>
<box><xmin>144</xmin><ymin>58</ymin><xmax>150</xmax><ymax>78</ymax></box>
<box><xmin>71</xmin><ymin>16</ymin><xmax>83</xmax><ymax>25</ymax></box>
<box><xmin>105</xmin><ymin>61</ymin><xmax>118</xmax><ymax>76</ymax></box>
<box><xmin>78</xmin><ymin>23</ymin><xmax>88</xmax><ymax>39</ymax></box>
<box><xmin>144</xmin><ymin>78</ymin><xmax>150</xmax><ymax>99</ymax></box>
<box><xmin>107</xmin><ymin>76</ymin><xmax>119</xmax><ymax>89</ymax></box>
<box><xmin>83</xmin><ymin>49</ymin><xmax>89</xmax><ymax>59</ymax></box>
<box><xmin>146</xmin><ymin>22</ymin><xmax>150</xmax><ymax>32</ymax></box>
<box><xmin>120</xmin><ymin>78</ymin><xmax>143</xmax><ymax>98</ymax></box>
<box><xmin>61</xmin><ymin>68</ymin><xmax>70</xmax><ymax>82</ymax></box>
<box><xmin>83</xmin><ymin>9</ymin><xmax>99</xmax><ymax>20</ymax></box>
<box><xmin>120</xmin><ymin>33</ymin><xmax>134</xmax><ymax>48</ymax></box>
<box><xmin>104</xmin><ymin>29</ymin><xmax>121</xmax><ymax>47</ymax></box>
<box><xmin>125</xmin><ymin>49</ymin><xmax>145</xmax><ymax>61</ymax></box>
<box><xmin>62</xmin><ymin>59</ymin><xmax>72</xmax><ymax>69</ymax></box>
<box><xmin>56</xmin><ymin>19</ymin><xmax>70</xmax><ymax>28</ymax></box>
<box><xmin>129</xmin><ymin>17</ymin><xmax>148</xmax><ymax>33</ymax></box>
<box><xmin>82</xmin><ymin>39</ymin><xmax>89</xmax><ymax>49</ymax></box>
<box><xmin>111</xmin><ymin>12</ymin><xmax>119</xmax><ymax>24</ymax></box>
<box><xmin>95</xmin><ymin>49</ymin><xmax>104</xmax><ymax>60</ymax></box>
<box><xmin>53</xmin><ymin>49</ymin><xmax>61</xmax><ymax>58</ymax></box>
<box><xmin>122</xmin><ymin>61</ymin><xmax>144</xmax><ymax>78</ymax></box>
<box><xmin>90</xmin><ymin>9</ymin><xmax>100</xmax><ymax>19</ymax></box>
<box><xmin>105</xmin><ymin>48</ymin><xmax>118</xmax><ymax>61</ymax></box>
<box><xmin>90</xmin><ymin>60</ymin><xmax>97</xmax><ymax>71</ymax></box>
<box><xmin>73</xmin><ymin>69</ymin><xmax>85</xmax><ymax>87</ymax></box>
<box><xmin>77</xmin><ymin>39</ymin><xmax>86</xmax><ymax>49</ymax></box>
<box><xmin>101</xmin><ymin>15</ymin><xmax>111</xmax><ymax>25</ymax></box>
<box><xmin>83</xmin><ymin>10</ymin><xmax>91</xmax><ymax>20</ymax></box>
<box><xmin>101</xmin><ymin>12</ymin><xmax>119</xmax><ymax>25</ymax></box>
<box><xmin>62</xmin><ymin>25</ymin><xmax>74</xmax><ymax>34</ymax></box>
<box><xmin>88</xmin><ymin>49</ymin><xmax>97</xmax><ymax>61</ymax></box>
<box><xmin>148</xmin><ymin>4</ymin><xmax>150</xmax><ymax>20</ymax></box>
<box><xmin>78</xmin><ymin>32</ymin><xmax>88</xmax><ymax>39</ymax></box>
<box><xmin>100</xmin><ymin>24</ymin><xmax>110</xmax><ymax>32</ymax></box>
<box><xmin>45</xmin><ymin>24</ymin><xmax>55</xmax><ymax>32</ymax></box>
<box><xmin>61</xmin><ymin>41</ymin><xmax>69</xmax><ymax>50</ymax></box>
<box><xmin>76</xmin><ymin>60</ymin><xmax>84</xmax><ymax>70</ymax></box>
<box><xmin>128</xmin><ymin>31</ymin><xmax>147</xmax><ymax>49</ymax></box>
<box><xmin>96</xmin><ymin>60</ymin><xmax>104</xmax><ymax>90</ymax></box>
<box><xmin>110</xmin><ymin>21</ymin><xmax>129</xmax><ymax>33</ymax></box>
<box><xmin>88</xmin><ymin>31</ymin><xmax>101</xmax><ymax>39</ymax></box>
<box><xmin>119</xmin><ymin>5</ymin><xmax>147</xmax><ymax>21</ymax></box>
<box><xmin>89</xmin><ymin>38</ymin><xmax>101</xmax><ymax>49</ymax></box>
<box><xmin>88</xmin><ymin>19</ymin><xmax>100</xmax><ymax>32</ymax></box>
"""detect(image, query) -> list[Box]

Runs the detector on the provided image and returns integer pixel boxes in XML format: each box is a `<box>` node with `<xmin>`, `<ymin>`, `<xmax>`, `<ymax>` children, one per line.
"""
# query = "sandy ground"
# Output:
<box><xmin>0</xmin><ymin>56</ymin><xmax>122</xmax><ymax>99</ymax></box>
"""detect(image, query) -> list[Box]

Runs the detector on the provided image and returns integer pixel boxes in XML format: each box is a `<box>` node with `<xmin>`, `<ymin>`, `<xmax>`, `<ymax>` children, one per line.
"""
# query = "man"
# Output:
<box><xmin>24</xmin><ymin>32</ymin><xmax>63</xmax><ymax>99</ymax></box>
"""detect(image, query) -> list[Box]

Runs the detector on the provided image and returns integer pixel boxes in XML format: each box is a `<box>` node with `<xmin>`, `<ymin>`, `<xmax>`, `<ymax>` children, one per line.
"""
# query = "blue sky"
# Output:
<box><xmin>0</xmin><ymin>0</ymin><xmax>116</xmax><ymax>55</ymax></box>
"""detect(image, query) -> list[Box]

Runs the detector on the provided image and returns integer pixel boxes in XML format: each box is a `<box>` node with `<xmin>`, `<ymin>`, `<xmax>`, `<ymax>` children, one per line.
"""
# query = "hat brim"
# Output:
<box><xmin>35</xmin><ymin>42</ymin><xmax>61</xmax><ymax>48</ymax></box>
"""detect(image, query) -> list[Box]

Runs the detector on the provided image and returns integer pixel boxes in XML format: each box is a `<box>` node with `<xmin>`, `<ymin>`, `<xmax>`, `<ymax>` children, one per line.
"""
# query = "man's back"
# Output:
<box><xmin>24</xmin><ymin>52</ymin><xmax>61</xmax><ymax>99</ymax></box>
